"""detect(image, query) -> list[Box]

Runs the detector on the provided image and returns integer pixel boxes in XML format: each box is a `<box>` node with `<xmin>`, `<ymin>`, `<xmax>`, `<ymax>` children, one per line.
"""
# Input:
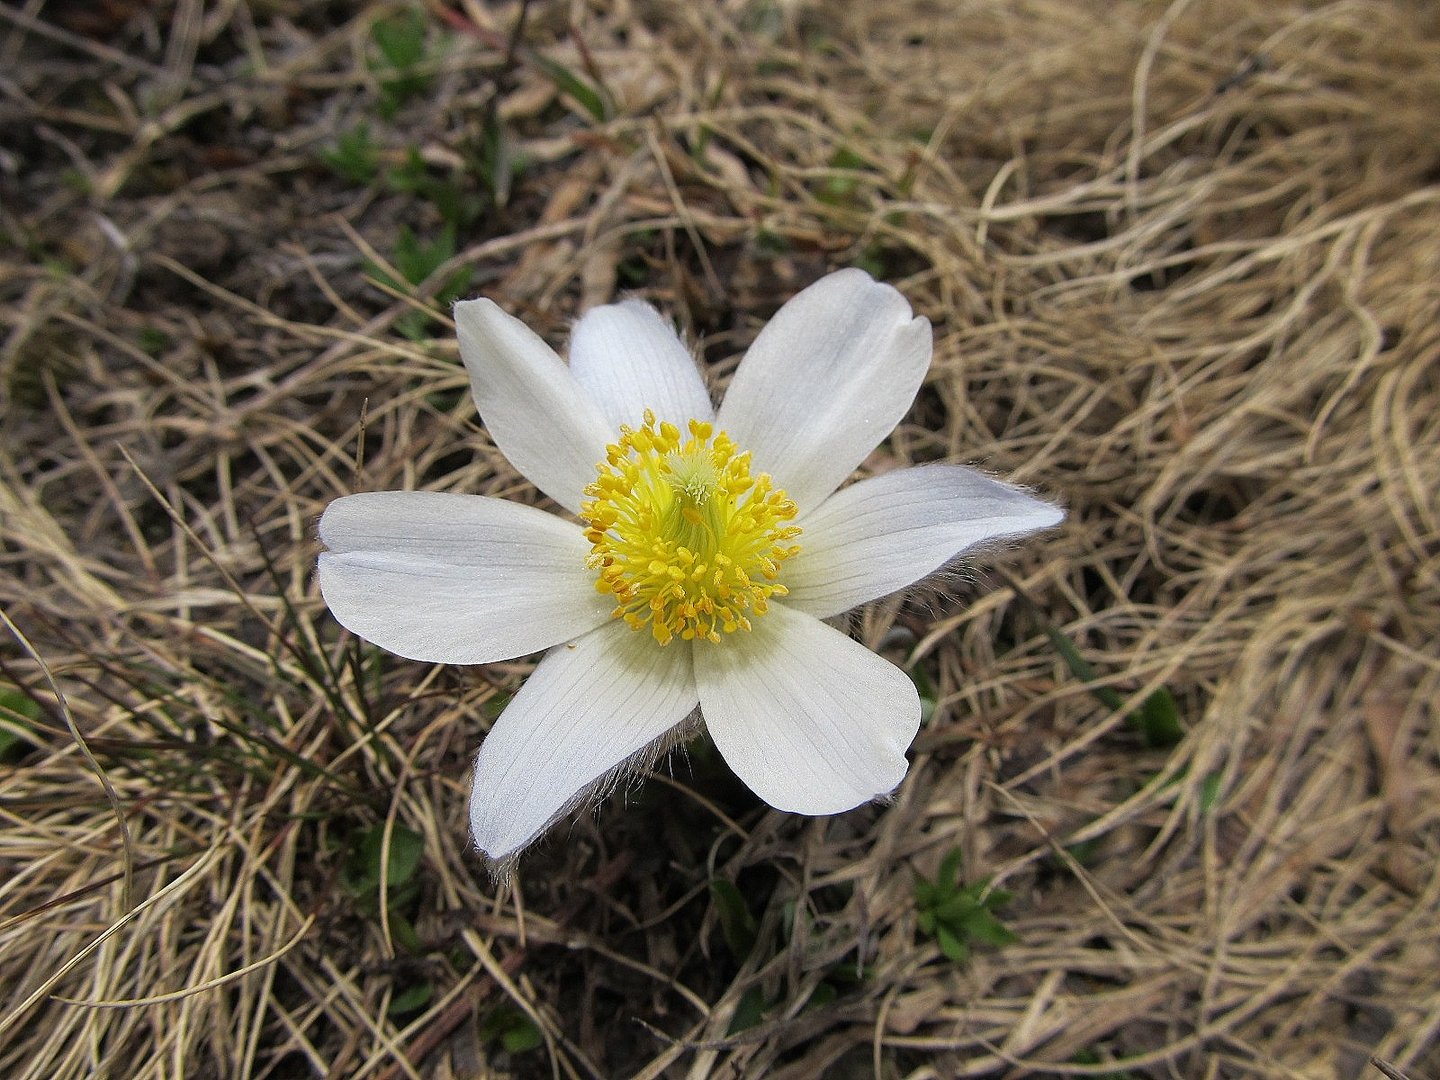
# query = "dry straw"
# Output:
<box><xmin>1</xmin><ymin>0</ymin><xmax>1437</xmax><ymax>1077</ymax></box>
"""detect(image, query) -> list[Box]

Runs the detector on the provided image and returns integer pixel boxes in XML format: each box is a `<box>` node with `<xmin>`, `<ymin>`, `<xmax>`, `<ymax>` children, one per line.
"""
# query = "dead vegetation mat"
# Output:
<box><xmin>2</xmin><ymin>1</ymin><xmax>1439</xmax><ymax>1077</ymax></box>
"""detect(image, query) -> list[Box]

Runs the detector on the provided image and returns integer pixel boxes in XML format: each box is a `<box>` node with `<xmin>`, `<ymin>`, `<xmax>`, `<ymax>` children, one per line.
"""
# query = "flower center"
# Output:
<box><xmin>581</xmin><ymin>410</ymin><xmax>802</xmax><ymax>646</ymax></box>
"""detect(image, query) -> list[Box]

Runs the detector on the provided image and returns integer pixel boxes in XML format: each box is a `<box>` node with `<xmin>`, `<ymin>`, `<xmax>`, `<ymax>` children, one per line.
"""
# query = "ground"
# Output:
<box><xmin>2</xmin><ymin>1</ymin><xmax>1438</xmax><ymax>1077</ymax></box>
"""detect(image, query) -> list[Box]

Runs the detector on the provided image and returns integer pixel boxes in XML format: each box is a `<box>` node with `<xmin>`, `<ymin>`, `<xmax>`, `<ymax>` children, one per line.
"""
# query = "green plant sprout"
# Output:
<box><xmin>0</xmin><ymin>685</ymin><xmax>40</xmax><ymax>761</ymax></box>
<box><xmin>816</xmin><ymin>145</ymin><xmax>871</xmax><ymax>206</ymax></box>
<box><xmin>320</xmin><ymin>122</ymin><xmax>380</xmax><ymax>184</ymax></box>
<box><xmin>341</xmin><ymin>822</ymin><xmax>425</xmax><ymax>952</ymax></box>
<box><xmin>480</xmin><ymin>1004</ymin><xmax>543</xmax><ymax>1054</ymax></box>
<box><xmin>370</xmin><ymin>9</ymin><xmax>432</xmax><ymax>119</ymax></box>
<box><xmin>710</xmin><ymin>878</ymin><xmax>758</xmax><ymax>961</ymax></box>
<box><xmin>914</xmin><ymin>848</ymin><xmax>1018</xmax><ymax>964</ymax></box>
<box><xmin>387</xmin><ymin>981</ymin><xmax>433</xmax><ymax>1018</ymax></box>
<box><xmin>1047</xmin><ymin>627</ymin><xmax>1184</xmax><ymax>748</ymax></box>
<box><xmin>528</xmin><ymin>52</ymin><xmax>614</xmax><ymax>122</ymax></box>
<box><xmin>386</xmin><ymin>148</ymin><xmax>486</xmax><ymax>232</ymax></box>
<box><xmin>365</xmin><ymin>224</ymin><xmax>474</xmax><ymax>339</ymax></box>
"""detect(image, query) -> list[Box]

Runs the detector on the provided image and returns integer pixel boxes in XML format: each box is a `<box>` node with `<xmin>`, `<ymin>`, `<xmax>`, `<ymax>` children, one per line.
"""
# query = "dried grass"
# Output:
<box><xmin>2</xmin><ymin>0</ymin><xmax>1438</xmax><ymax>1077</ymax></box>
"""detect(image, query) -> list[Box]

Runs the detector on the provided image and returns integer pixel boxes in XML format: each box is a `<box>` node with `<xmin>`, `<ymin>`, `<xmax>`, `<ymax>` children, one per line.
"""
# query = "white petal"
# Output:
<box><xmin>569</xmin><ymin>300</ymin><xmax>714</xmax><ymax>431</ymax></box>
<box><xmin>782</xmin><ymin>464</ymin><xmax>1064</xmax><ymax>619</ymax></box>
<box><xmin>318</xmin><ymin>491</ymin><xmax>612</xmax><ymax>664</ymax></box>
<box><xmin>695</xmin><ymin>603</ymin><xmax>920</xmax><ymax>814</ymax></box>
<box><xmin>470</xmin><ymin>623</ymin><xmax>698</xmax><ymax>859</ymax></box>
<box><xmin>716</xmin><ymin>269</ymin><xmax>932</xmax><ymax>513</ymax></box>
<box><xmin>455</xmin><ymin>299</ymin><xmax>612</xmax><ymax>513</ymax></box>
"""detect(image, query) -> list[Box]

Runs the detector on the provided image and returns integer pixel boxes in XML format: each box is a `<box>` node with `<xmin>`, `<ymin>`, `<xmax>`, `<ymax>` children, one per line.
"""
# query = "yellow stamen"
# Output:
<box><xmin>580</xmin><ymin>410</ymin><xmax>802</xmax><ymax>645</ymax></box>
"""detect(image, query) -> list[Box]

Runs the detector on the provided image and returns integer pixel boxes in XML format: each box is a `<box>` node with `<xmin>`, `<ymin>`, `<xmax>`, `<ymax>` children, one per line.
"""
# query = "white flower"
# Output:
<box><xmin>318</xmin><ymin>270</ymin><xmax>1062</xmax><ymax>861</ymax></box>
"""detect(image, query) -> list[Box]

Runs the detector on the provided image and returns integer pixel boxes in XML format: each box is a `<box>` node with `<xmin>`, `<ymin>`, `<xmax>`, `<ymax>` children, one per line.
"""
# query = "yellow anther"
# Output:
<box><xmin>580</xmin><ymin>412</ymin><xmax>801</xmax><ymax>646</ymax></box>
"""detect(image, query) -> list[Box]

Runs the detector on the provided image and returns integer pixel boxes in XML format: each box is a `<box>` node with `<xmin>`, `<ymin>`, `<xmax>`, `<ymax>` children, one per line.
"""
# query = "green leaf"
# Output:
<box><xmin>709</xmin><ymin>878</ymin><xmax>758</xmax><ymax>961</ymax></box>
<box><xmin>1048</xmin><ymin>628</ymin><xmax>1185</xmax><ymax>745</ymax></box>
<box><xmin>0</xmin><ymin>687</ymin><xmax>41</xmax><ymax>722</ymax></box>
<box><xmin>853</xmin><ymin>246</ymin><xmax>888</xmax><ymax>280</ymax></box>
<box><xmin>530</xmin><ymin>53</ymin><xmax>613</xmax><ymax>122</ymax></box>
<box><xmin>372</xmin><ymin>9</ymin><xmax>427</xmax><ymax>69</ymax></box>
<box><xmin>370</xmin><ymin>9</ymin><xmax>431</xmax><ymax>118</ymax></box>
<box><xmin>1063</xmin><ymin>836</ymin><xmax>1103</xmax><ymax>866</ymax></box>
<box><xmin>980</xmin><ymin>884</ymin><xmax>1012</xmax><ymax>909</ymax></box>
<box><xmin>501</xmin><ymin>1019</ymin><xmax>543</xmax><ymax>1054</ymax></box>
<box><xmin>817</xmin><ymin>146</ymin><xmax>870</xmax><ymax>204</ymax></box>
<box><xmin>806</xmin><ymin>981</ymin><xmax>838</xmax><ymax>1009</ymax></box>
<box><xmin>1133</xmin><ymin>687</ymin><xmax>1184</xmax><ymax>748</ymax></box>
<box><xmin>726</xmin><ymin>986</ymin><xmax>768</xmax><ymax>1034</ymax></box>
<box><xmin>373</xmin><ymin>824</ymin><xmax>423</xmax><ymax>887</ymax></box>
<box><xmin>344</xmin><ymin>823</ymin><xmax>425</xmax><ymax>901</ymax></box>
<box><xmin>320</xmin><ymin>122</ymin><xmax>380</xmax><ymax>185</ymax></box>
<box><xmin>383</xmin><ymin>145</ymin><xmax>487</xmax><ymax>232</ymax></box>
<box><xmin>388</xmin><ymin>981</ymin><xmax>433</xmax><ymax>1016</ymax></box>
<box><xmin>481</xmin><ymin>1004</ymin><xmax>543</xmax><ymax>1054</ymax></box>
<box><xmin>385</xmin><ymin>146</ymin><xmax>429</xmax><ymax>194</ymax></box>
<box><xmin>910</xmin><ymin>663</ymin><xmax>939</xmax><ymax>726</ymax></box>
<box><xmin>1071</xmin><ymin>1047</ymin><xmax>1140</xmax><ymax>1080</ymax></box>
<box><xmin>935</xmin><ymin>924</ymin><xmax>968</xmax><ymax>963</ymax></box>
<box><xmin>466</xmin><ymin>111</ymin><xmax>517</xmax><ymax>209</ymax></box>
<box><xmin>1199</xmin><ymin>770</ymin><xmax>1224</xmax><ymax>813</ymax></box>
<box><xmin>936</xmin><ymin>848</ymin><xmax>964</xmax><ymax>891</ymax></box>
<box><xmin>931</xmin><ymin>892</ymin><xmax>981</xmax><ymax>923</ymax></box>
<box><xmin>389</xmin><ymin>910</ymin><xmax>423</xmax><ymax>953</ymax></box>
<box><xmin>0</xmin><ymin>687</ymin><xmax>41</xmax><ymax>760</ymax></box>
<box><xmin>778</xmin><ymin>897</ymin><xmax>798</xmax><ymax>945</ymax></box>
<box><xmin>962</xmin><ymin>909</ymin><xmax>1019</xmax><ymax>947</ymax></box>
<box><xmin>1046</xmin><ymin>627</ymin><xmax>1124</xmax><ymax>710</ymax></box>
<box><xmin>915</xmin><ymin>849</ymin><xmax>1017</xmax><ymax>964</ymax></box>
<box><xmin>136</xmin><ymin>326</ymin><xmax>172</xmax><ymax>356</ymax></box>
<box><xmin>375</xmin><ymin>224</ymin><xmax>472</xmax><ymax>341</ymax></box>
<box><xmin>392</xmin><ymin>224</ymin><xmax>456</xmax><ymax>287</ymax></box>
<box><xmin>912</xmin><ymin>872</ymin><xmax>939</xmax><ymax>907</ymax></box>
<box><xmin>754</xmin><ymin>227</ymin><xmax>789</xmax><ymax>255</ymax></box>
